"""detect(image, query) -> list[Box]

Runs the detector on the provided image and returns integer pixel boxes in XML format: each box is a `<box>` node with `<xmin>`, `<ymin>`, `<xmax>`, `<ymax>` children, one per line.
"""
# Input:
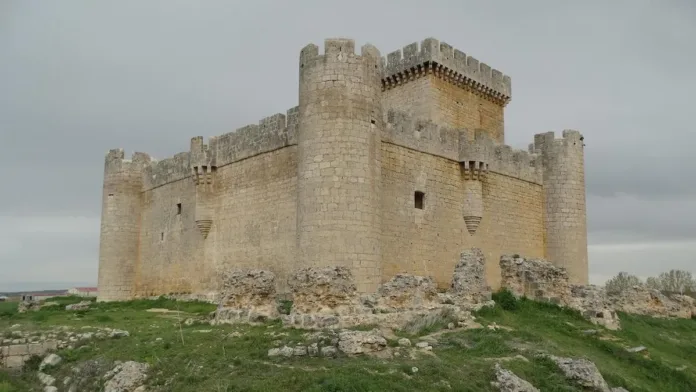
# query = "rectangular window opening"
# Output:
<box><xmin>414</xmin><ymin>191</ymin><xmax>425</xmax><ymax>210</ymax></box>
<box><xmin>177</xmin><ymin>203</ymin><xmax>182</xmax><ymax>215</ymax></box>
<box><xmin>160</xmin><ymin>232</ymin><xmax>164</xmax><ymax>241</ymax></box>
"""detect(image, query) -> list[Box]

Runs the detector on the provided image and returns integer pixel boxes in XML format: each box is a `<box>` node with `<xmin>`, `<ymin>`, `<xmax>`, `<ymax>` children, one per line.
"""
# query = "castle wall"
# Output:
<box><xmin>136</xmin><ymin>177</ymin><xmax>208</xmax><ymax>296</ymax></box>
<box><xmin>296</xmin><ymin>39</ymin><xmax>384</xmax><ymax>292</ymax></box>
<box><xmin>97</xmin><ymin>150</ymin><xmax>148</xmax><ymax>301</ymax></box>
<box><xmin>379</xmin><ymin>143</ymin><xmax>545</xmax><ymax>290</ymax></box>
<box><xmin>212</xmin><ymin>147</ymin><xmax>298</xmax><ymax>293</ymax></box>
<box><xmin>382</xmin><ymin>75</ymin><xmax>504</xmax><ymax>143</ymax></box>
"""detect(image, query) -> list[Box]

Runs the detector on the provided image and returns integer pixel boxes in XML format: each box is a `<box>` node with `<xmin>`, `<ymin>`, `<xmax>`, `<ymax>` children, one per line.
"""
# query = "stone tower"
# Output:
<box><xmin>534</xmin><ymin>130</ymin><xmax>588</xmax><ymax>285</ymax></box>
<box><xmin>296</xmin><ymin>39</ymin><xmax>383</xmax><ymax>292</ymax></box>
<box><xmin>97</xmin><ymin>149</ymin><xmax>149</xmax><ymax>301</ymax></box>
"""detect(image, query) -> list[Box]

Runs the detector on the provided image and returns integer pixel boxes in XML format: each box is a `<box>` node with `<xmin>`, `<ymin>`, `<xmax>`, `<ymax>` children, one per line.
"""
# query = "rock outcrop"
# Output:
<box><xmin>492</xmin><ymin>363</ymin><xmax>539</xmax><ymax>392</ymax></box>
<box><xmin>608</xmin><ymin>286</ymin><xmax>695</xmax><ymax>319</ymax></box>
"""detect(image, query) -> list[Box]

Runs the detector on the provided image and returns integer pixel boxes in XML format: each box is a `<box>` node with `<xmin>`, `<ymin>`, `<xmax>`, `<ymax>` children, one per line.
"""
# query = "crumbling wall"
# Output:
<box><xmin>499</xmin><ymin>255</ymin><xmax>570</xmax><ymax>304</ymax></box>
<box><xmin>213</xmin><ymin>270</ymin><xmax>278</xmax><ymax>324</ymax></box>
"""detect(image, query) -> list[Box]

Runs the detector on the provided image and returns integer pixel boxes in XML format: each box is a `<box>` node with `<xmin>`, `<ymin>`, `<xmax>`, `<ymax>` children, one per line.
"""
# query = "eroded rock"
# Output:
<box><xmin>492</xmin><ymin>363</ymin><xmax>539</xmax><ymax>392</ymax></box>
<box><xmin>547</xmin><ymin>355</ymin><xmax>611</xmax><ymax>392</ymax></box>
<box><xmin>337</xmin><ymin>329</ymin><xmax>386</xmax><ymax>355</ymax></box>
<box><xmin>103</xmin><ymin>361</ymin><xmax>149</xmax><ymax>392</ymax></box>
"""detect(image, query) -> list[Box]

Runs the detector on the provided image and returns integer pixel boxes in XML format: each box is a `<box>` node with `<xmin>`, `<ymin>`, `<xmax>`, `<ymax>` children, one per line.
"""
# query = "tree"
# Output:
<box><xmin>605</xmin><ymin>272</ymin><xmax>642</xmax><ymax>295</ymax></box>
<box><xmin>647</xmin><ymin>270</ymin><xmax>696</xmax><ymax>294</ymax></box>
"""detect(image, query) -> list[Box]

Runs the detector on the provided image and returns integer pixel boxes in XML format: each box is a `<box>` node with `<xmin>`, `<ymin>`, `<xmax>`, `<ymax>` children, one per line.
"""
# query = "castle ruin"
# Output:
<box><xmin>97</xmin><ymin>37</ymin><xmax>588</xmax><ymax>301</ymax></box>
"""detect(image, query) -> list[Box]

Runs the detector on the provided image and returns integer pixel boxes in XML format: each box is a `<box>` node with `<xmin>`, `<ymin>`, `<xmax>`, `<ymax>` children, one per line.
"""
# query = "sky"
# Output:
<box><xmin>1</xmin><ymin>0</ymin><xmax>695</xmax><ymax>291</ymax></box>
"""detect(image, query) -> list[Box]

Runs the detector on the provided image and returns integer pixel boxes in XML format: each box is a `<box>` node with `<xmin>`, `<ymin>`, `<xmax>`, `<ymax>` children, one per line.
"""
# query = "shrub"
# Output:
<box><xmin>493</xmin><ymin>288</ymin><xmax>518</xmax><ymax>311</ymax></box>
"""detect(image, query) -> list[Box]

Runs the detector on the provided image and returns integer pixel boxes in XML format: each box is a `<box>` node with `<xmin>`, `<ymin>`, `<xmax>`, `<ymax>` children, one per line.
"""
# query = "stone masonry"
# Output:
<box><xmin>97</xmin><ymin>37</ymin><xmax>588</xmax><ymax>301</ymax></box>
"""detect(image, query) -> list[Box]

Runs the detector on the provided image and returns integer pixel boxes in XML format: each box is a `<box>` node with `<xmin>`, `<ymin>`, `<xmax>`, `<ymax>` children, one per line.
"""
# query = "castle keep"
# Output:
<box><xmin>97</xmin><ymin>37</ymin><xmax>588</xmax><ymax>301</ymax></box>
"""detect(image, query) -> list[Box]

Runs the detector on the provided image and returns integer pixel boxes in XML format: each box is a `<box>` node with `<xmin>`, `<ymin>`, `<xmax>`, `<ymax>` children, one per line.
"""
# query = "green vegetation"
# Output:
<box><xmin>1</xmin><ymin>292</ymin><xmax>695</xmax><ymax>391</ymax></box>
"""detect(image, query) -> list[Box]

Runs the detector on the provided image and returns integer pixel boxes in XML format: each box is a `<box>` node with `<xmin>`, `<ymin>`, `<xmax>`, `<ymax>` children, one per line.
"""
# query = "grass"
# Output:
<box><xmin>1</xmin><ymin>292</ymin><xmax>695</xmax><ymax>391</ymax></box>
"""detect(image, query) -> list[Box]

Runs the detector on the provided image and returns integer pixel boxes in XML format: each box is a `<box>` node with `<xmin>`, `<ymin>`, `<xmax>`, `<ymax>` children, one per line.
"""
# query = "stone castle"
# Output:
<box><xmin>97</xmin><ymin>37</ymin><xmax>588</xmax><ymax>302</ymax></box>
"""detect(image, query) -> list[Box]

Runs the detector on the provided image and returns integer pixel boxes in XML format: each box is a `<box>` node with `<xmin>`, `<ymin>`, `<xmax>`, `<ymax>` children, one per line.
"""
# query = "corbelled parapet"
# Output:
<box><xmin>382</xmin><ymin>38</ymin><xmax>511</xmax><ymax>105</ymax></box>
<box><xmin>383</xmin><ymin>109</ymin><xmax>542</xmax><ymax>184</ymax></box>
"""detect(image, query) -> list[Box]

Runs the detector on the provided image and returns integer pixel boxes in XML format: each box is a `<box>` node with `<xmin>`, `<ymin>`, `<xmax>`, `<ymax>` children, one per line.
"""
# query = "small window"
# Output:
<box><xmin>108</xmin><ymin>194</ymin><xmax>114</xmax><ymax>197</ymax></box>
<box><xmin>177</xmin><ymin>203</ymin><xmax>182</xmax><ymax>215</ymax></box>
<box><xmin>160</xmin><ymin>232</ymin><xmax>164</xmax><ymax>241</ymax></box>
<box><xmin>414</xmin><ymin>191</ymin><xmax>424</xmax><ymax>209</ymax></box>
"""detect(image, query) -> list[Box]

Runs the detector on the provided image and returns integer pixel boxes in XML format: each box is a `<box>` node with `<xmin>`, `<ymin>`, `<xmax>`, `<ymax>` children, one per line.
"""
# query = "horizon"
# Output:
<box><xmin>1</xmin><ymin>0</ymin><xmax>695</xmax><ymax>289</ymax></box>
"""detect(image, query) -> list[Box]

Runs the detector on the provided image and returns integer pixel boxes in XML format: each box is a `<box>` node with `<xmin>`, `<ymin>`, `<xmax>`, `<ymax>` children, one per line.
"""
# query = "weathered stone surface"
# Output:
<box><xmin>66</xmin><ymin>301</ymin><xmax>91</xmax><ymax>311</ymax></box>
<box><xmin>608</xmin><ymin>286</ymin><xmax>695</xmax><ymax>319</ymax></box>
<box><xmin>40</xmin><ymin>353</ymin><xmax>62</xmax><ymax>371</ymax></box>
<box><xmin>214</xmin><ymin>270</ymin><xmax>278</xmax><ymax>323</ymax></box>
<box><xmin>500</xmin><ymin>255</ymin><xmax>570</xmax><ymax>304</ymax></box>
<box><xmin>104</xmin><ymin>361</ymin><xmax>149</xmax><ymax>392</ymax></box>
<box><xmin>450</xmin><ymin>248</ymin><xmax>492</xmax><ymax>303</ymax></box>
<box><xmin>288</xmin><ymin>267</ymin><xmax>361</xmax><ymax>314</ymax></box>
<box><xmin>337</xmin><ymin>329</ymin><xmax>387</xmax><ymax>355</ymax></box>
<box><xmin>547</xmin><ymin>355</ymin><xmax>611</xmax><ymax>392</ymax></box>
<box><xmin>568</xmin><ymin>285</ymin><xmax>621</xmax><ymax>330</ymax></box>
<box><xmin>366</xmin><ymin>274</ymin><xmax>439</xmax><ymax>311</ymax></box>
<box><xmin>492</xmin><ymin>363</ymin><xmax>539</xmax><ymax>392</ymax></box>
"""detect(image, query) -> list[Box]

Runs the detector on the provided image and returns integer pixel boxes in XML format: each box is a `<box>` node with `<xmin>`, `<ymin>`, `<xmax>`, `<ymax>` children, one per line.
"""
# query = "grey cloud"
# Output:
<box><xmin>1</xmin><ymin>0</ymin><xmax>695</xmax><ymax>288</ymax></box>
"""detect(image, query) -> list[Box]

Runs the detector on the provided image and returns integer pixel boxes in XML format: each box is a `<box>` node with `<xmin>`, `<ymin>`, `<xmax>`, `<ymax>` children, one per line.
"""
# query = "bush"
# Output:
<box><xmin>277</xmin><ymin>300</ymin><xmax>293</xmax><ymax>315</ymax></box>
<box><xmin>493</xmin><ymin>288</ymin><xmax>518</xmax><ymax>311</ymax></box>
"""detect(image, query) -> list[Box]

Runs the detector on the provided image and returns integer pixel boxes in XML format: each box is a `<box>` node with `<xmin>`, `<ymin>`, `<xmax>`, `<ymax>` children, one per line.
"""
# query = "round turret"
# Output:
<box><xmin>97</xmin><ymin>149</ymin><xmax>148</xmax><ymax>301</ymax></box>
<box><xmin>296</xmin><ymin>38</ymin><xmax>383</xmax><ymax>293</ymax></box>
<box><xmin>535</xmin><ymin>130</ymin><xmax>588</xmax><ymax>285</ymax></box>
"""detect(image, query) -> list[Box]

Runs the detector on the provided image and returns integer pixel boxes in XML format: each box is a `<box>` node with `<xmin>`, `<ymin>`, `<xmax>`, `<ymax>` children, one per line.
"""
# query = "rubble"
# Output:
<box><xmin>213</xmin><ymin>269</ymin><xmax>278</xmax><ymax>324</ymax></box>
<box><xmin>492</xmin><ymin>363</ymin><xmax>539</xmax><ymax>392</ymax></box>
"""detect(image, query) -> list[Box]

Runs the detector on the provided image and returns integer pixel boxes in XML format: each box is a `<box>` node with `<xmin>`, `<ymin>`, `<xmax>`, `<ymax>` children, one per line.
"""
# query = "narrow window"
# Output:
<box><xmin>176</xmin><ymin>203</ymin><xmax>182</xmax><ymax>215</ymax></box>
<box><xmin>160</xmin><ymin>232</ymin><xmax>164</xmax><ymax>241</ymax></box>
<box><xmin>414</xmin><ymin>191</ymin><xmax>424</xmax><ymax>209</ymax></box>
<box><xmin>108</xmin><ymin>194</ymin><xmax>114</xmax><ymax>197</ymax></box>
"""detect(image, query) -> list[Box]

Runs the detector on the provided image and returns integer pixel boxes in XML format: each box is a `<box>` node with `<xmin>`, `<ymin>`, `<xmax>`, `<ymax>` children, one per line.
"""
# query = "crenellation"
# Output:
<box><xmin>381</xmin><ymin>37</ymin><xmax>511</xmax><ymax>105</ymax></box>
<box><xmin>382</xmin><ymin>109</ymin><xmax>461</xmax><ymax>160</ymax></box>
<box><xmin>98</xmin><ymin>36</ymin><xmax>587</xmax><ymax>301</ymax></box>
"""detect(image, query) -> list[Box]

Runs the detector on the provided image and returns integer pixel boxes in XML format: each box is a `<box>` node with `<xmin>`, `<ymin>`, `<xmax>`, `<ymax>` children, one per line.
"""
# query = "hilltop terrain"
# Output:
<box><xmin>1</xmin><ymin>292</ymin><xmax>695</xmax><ymax>392</ymax></box>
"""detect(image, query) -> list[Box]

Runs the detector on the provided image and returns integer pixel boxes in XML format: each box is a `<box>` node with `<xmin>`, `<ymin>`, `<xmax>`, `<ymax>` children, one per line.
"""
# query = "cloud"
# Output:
<box><xmin>1</xmin><ymin>0</ymin><xmax>694</xmax><ymax>289</ymax></box>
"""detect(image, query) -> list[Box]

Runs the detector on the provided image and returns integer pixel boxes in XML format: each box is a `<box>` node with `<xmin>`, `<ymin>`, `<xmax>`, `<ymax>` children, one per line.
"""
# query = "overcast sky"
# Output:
<box><xmin>1</xmin><ymin>0</ymin><xmax>695</xmax><ymax>291</ymax></box>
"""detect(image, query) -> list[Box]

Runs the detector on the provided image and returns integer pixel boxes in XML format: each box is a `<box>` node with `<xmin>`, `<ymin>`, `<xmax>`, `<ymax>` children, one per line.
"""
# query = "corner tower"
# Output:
<box><xmin>534</xmin><ymin>130</ymin><xmax>588</xmax><ymax>284</ymax></box>
<box><xmin>296</xmin><ymin>38</ymin><xmax>383</xmax><ymax>293</ymax></box>
<box><xmin>97</xmin><ymin>149</ymin><xmax>149</xmax><ymax>301</ymax></box>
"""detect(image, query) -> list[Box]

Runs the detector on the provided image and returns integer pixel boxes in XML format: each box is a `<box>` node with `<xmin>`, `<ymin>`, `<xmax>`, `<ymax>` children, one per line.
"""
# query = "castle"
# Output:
<box><xmin>97</xmin><ymin>37</ymin><xmax>588</xmax><ymax>301</ymax></box>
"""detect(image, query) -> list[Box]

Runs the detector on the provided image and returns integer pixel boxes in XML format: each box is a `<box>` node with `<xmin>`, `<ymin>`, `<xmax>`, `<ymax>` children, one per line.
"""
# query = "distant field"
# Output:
<box><xmin>1</xmin><ymin>293</ymin><xmax>696</xmax><ymax>391</ymax></box>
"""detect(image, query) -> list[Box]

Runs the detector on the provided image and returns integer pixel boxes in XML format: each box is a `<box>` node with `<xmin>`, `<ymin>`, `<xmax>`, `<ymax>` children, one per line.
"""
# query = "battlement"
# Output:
<box><xmin>299</xmin><ymin>38</ymin><xmax>382</xmax><ymax>71</ymax></box>
<box><xmin>531</xmin><ymin>130</ymin><xmax>585</xmax><ymax>155</ymax></box>
<box><xmin>104</xmin><ymin>149</ymin><xmax>153</xmax><ymax>173</ymax></box>
<box><xmin>382</xmin><ymin>38</ymin><xmax>511</xmax><ymax>105</ymax></box>
<box><xmin>132</xmin><ymin>107</ymin><xmax>300</xmax><ymax>190</ymax></box>
<box><xmin>383</xmin><ymin>110</ymin><xmax>541</xmax><ymax>184</ymax></box>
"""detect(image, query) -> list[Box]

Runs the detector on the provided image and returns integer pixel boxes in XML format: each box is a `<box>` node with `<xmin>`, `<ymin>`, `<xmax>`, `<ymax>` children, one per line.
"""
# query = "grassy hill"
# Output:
<box><xmin>1</xmin><ymin>293</ymin><xmax>695</xmax><ymax>391</ymax></box>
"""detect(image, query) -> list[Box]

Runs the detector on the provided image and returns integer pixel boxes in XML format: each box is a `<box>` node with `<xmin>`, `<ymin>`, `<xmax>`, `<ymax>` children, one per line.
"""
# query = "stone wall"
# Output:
<box><xmin>380</xmin><ymin>143</ymin><xmax>545</xmax><ymax>289</ymax></box>
<box><xmin>1</xmin><ymin>341</ymin><xmax>58</xmax><ymax>369</ymax></box>
<box><xmin>98</xmin><ymin>36</ymin><xmax>588</xmax><ymax>300</ymax></box>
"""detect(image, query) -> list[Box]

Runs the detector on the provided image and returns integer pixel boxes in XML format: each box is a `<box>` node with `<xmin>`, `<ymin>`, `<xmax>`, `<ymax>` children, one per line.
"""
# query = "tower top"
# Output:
<box><xmin>381</xmin><ymin>37</ymin><xmax>511</xmax><ymax>105</ymax></box>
